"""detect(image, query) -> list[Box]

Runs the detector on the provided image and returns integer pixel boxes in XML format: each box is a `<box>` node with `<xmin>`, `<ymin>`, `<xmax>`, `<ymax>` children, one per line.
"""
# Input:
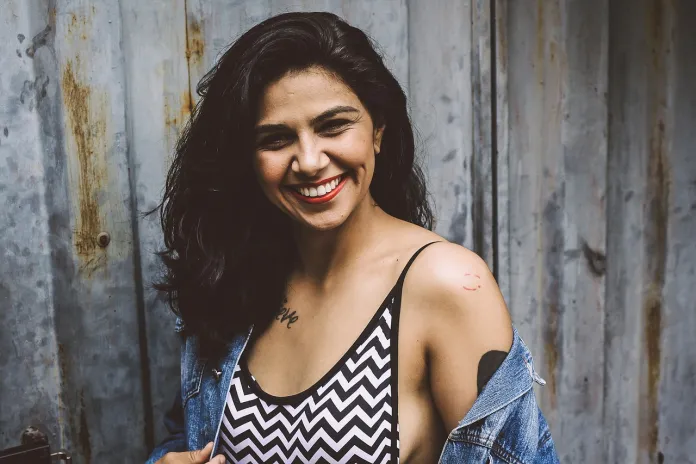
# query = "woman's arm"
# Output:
<box><xmin>407</xmin><ymin>243</ymin><xmax>513</xmax><ymax>432</ymax></box>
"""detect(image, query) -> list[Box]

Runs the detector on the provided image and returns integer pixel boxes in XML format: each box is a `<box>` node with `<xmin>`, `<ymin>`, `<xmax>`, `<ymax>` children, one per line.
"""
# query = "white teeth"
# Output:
<box><xmin>295</xmin><ymin>175</ymin><xmax>343</xmax><ymax>198</ymax></box>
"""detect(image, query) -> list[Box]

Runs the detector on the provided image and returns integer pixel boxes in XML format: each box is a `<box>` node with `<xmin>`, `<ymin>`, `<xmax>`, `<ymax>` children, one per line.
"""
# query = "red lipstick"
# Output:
<box><xmin>288</xmin><ymin>173</ymin><xmax>344</xmax><ymax>189</ymax></box>
<box><xmin>287</xmin><ymin>175</ymin><xmax>348</xmax><ymax>204</ymax></box>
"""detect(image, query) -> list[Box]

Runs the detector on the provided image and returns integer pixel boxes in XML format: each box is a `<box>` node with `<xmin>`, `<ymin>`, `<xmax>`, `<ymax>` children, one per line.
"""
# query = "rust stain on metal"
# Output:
<box><xmin>67</xmin><ymin>12</ymin><xmax>89</xmax><ymax>41</ymax></box>
<box><xmin>182</xmin><ymin>90</ymin><xmax>193</xmax><ymax>115</ymax></box>
<box><xmin>643</xmin><ymin>286</ymin><xmax>663</xmax><ymax>458</ymax></box>
<box><xmin>542</xmin><ymin>193</ymin><xmax>563</xmax><ymax>412</ymax></box>
<box><xmin>185</xmin><ymin>15</ymin><xmax>205</xmax><ymax>68</ymax></box>
<box><xmin>61</xmin><ymin>57</ymin><xmax>109</xmax><ymax>277</ymax></box>
<box><xmin>642</xmin><ymin>121</ymin><xmax>669</xmax><ymax>459</ymax></box>
<box><xmin>164</xmin><ymin>91</ymin><xmax>193</xmax><ymax>157</ymax></box>
<box><xmin>164</xmin><ymin>91</ymin><xmax>193</xmax><ymax>130</ymax></box>
<box><xmin>640</xmin><ymin>1</ymin><xmax>671</xmax><ymax>458</ymax></box>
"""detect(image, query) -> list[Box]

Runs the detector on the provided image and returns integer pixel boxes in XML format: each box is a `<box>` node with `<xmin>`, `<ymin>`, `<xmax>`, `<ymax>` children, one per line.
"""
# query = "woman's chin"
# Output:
<box><xmin>292</xmin><ymin>211</ymin><xmax>350</xmax><ymax>234</ymax></box>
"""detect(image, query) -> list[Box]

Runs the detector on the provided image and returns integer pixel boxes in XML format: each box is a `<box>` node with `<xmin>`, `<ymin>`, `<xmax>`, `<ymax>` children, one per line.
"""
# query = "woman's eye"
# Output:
<box><xmin>258</xmin><ymin>135</ymin><xmax>291</xmax><ymax>150</ymax></box>
<box><xmin>320</xmin><ymin>120</ymin><xmax>350</xmax><ymax>134</ymax></box>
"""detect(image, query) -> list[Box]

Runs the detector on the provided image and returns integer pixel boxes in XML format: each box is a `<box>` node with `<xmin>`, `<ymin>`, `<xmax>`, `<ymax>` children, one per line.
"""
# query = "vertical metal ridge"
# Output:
<box><xmin>117</xmin><ymin>0</ymin><xmax>154</xmax><ymax>452</ymax></box>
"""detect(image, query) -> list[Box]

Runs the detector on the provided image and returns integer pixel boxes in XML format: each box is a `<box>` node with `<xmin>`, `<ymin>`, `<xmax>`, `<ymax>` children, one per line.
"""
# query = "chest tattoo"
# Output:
<box><xmin>275</xmin><ymin>298</ymin><xmax>299</xmax><ymax>328</ymax></box>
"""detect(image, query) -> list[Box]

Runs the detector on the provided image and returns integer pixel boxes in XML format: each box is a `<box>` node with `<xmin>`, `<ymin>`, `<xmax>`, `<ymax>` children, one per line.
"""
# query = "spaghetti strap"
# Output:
<box><xmin>394</xmin><ymin>241</ymin><xmax>441</xmax><ymax>290</ymax></box>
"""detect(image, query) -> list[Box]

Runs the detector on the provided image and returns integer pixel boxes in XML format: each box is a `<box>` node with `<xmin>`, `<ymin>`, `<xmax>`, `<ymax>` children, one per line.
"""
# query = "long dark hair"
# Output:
<box><xmin>155</xmin><ymin>12</ymin><xmax>433</xmax><ymax>350</ymax></box>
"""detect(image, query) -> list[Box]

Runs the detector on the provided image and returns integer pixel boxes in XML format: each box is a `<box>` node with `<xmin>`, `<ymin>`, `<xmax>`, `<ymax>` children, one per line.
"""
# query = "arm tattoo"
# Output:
<box><xmin>477</xmin><ymin>350</ymin><xmax>508</xmax><ymax>395</ymax></box>
<box><xmin>462</xmin><ymin>273</ymin><xmax>482</xmax><ymax>291</ymax></box>
<box><xmin>276</xmin><ymin>298</ymin><xmax>299</xmax><ymax>328</ymax></box>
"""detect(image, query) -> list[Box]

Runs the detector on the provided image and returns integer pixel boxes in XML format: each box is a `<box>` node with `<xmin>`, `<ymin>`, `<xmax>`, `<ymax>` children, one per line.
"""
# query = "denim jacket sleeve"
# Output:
<box><xmin>144</xmin><ymin>387</ymin><xmax>187</xmax><ymax>463</ymax></box>
<box><xmin>438</xmin><ymin>328</ymin><xmax>560</xmax><ymax>463</ymax></box>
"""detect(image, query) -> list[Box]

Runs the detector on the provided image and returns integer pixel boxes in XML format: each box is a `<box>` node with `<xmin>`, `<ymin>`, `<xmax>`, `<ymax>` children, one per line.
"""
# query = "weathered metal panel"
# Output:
<box><xmin>658</xmin><ymin>2</ymin><xmax>696</xmax><ymax>461</ymax></box>
<box><xmin>603</xmin><ymin>2</ymin><xmax>653</xmax><ymax>461</ymax></box>
<box><xmin>49</xmin><ymin>0</ymin><xmax>147</xmax><ymax>462</ymax></box>
<box><xmin>118</xmin><ymin>0</ymin><xmax>189</xmax><ymax>446</ymax></box>
<box><xmin>605</xmin><ymin>1</ymin><xmax>696</xmax><ymax>463</ymax></box>
<box><xmin>494</xmin><ymin>0</ymin><xmax>511</xmax><ymax>303</ymax></box>
<box><xmin>604</xmin><ymin>3</ymin><xmax>661</xmax><ymax>462</ymax></box>
<box><xmin>0</xmin><ymin>0</ymin><xmax>65</xmax><ymax>451</ymax></box>
<box><xmin>1</xmin><ymin>0</ymin><xmax>148</xmax><ymax>462</ymax></box>
<box><xmin>407</xmin><ymin>0</ymin><xmax>474</xmax><ymax>248</ymax></box>
<box><xmin>184</xmin><ymin>0</ymin><xmax>408</xmax><ymax>106</ymax></box>
<box><xmin>497</xmin><ymin>1</ymin><xmax>608</xmax><ymax>462</ymax></box>
<box><xmin>471</xmin><ymin>0</ymin><xmax>496</xmax><ymax>268</ymax></box>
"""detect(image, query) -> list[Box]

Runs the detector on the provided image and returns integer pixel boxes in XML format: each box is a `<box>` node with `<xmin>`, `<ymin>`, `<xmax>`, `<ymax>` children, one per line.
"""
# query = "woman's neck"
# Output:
<box><xmin>292</xmin><ymin>195</ymin><xmax>389</xmax><ymax>287</ymax></box>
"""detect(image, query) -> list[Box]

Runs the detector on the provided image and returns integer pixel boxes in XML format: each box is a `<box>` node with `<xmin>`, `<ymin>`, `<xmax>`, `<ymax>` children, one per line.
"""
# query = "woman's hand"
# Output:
<box><xmin>156</xmin><ymin>442</ymin><xmax>225</xmax><ymax>464</ymax></box>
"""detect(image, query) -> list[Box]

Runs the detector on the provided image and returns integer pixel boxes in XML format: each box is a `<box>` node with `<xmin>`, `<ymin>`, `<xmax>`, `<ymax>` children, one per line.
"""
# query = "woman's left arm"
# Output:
<box><xmin>409</xmin><ymin>243</ymin><xmax>513</xmax><ymax>432</ymax></box>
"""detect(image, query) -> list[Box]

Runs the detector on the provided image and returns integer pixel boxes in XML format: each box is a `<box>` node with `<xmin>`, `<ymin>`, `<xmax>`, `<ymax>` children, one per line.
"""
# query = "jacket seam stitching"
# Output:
<box><xmin>455</xmin><ymin>383</ymin><xmax>533</xmax><ymax>430</ymax></box>
<box><xmin>538</xmin><ymin>429</ymin><xmax>552</xmax><ymax>447</ymax></box>
<box><xmin>183</xmin><ymin>358</ymin><xmax>208</xmax><ymax>405</ymax></box>
<box><xmin>491</xmin><ymin>441</ymin><xmax>524</xmax><ymax>464</ymax></box>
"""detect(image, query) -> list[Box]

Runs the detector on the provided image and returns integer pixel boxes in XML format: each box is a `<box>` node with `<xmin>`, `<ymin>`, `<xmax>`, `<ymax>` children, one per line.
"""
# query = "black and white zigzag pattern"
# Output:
<box><xmin>219</xmin><ymin>301</ymin><xmax>397</xmax><ymax>464</ymax></box>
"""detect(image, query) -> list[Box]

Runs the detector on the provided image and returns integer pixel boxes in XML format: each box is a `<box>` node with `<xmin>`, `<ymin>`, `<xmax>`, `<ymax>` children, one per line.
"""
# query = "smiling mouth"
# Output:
<box><xmin>287</xmin><ymin>174</ymin><xmax>348</xmax><ymax>204</ymax></box>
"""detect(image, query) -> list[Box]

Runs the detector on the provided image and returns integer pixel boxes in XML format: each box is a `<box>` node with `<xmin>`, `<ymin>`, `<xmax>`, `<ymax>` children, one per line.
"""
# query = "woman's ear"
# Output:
<box><xmin>373</xmin><ymin>125</ymin><xmax>385</xmax><ymax>155</ymax></box>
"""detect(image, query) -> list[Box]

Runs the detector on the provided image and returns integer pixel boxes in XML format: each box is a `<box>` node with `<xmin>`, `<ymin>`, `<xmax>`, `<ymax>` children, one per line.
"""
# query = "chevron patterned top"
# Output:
<box><xmin>218</xmin><ymin>297</ymin><xmax>399</xmax><ymax>464</ymax></box>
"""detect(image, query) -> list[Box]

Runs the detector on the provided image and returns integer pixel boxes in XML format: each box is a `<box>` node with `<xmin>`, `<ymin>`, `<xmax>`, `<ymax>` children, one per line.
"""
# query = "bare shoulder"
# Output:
<box><xmin>401</xmin><ymin>240</ymin><xmax>513</xmax><ymax>430</ymax></box>
<box><xmin>403</xmin><ymin>241</ymin><xmax>513</xmax><ymax>351</ymax></box>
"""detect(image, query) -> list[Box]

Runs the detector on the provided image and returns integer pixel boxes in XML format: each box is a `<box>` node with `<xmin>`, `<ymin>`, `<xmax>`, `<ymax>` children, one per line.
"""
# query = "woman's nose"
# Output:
<box><xmin>292</xmin><ymin>136</ymin><xmax>330</xmax><ymax>176</ymax></box>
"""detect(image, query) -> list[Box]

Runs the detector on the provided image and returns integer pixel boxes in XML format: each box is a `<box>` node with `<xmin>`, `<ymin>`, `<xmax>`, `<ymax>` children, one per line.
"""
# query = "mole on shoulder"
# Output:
<box><xmin>477</xmin><ymin>350</ymin><xmax>508</xmax><ymax>395</ymax></box>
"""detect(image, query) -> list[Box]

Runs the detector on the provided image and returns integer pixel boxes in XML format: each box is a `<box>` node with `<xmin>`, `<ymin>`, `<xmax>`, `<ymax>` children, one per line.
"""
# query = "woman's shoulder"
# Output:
<box><xmin>399</xmin><ymin>237</ymin><xmax>512</xmax><ymax>340</ymax></box>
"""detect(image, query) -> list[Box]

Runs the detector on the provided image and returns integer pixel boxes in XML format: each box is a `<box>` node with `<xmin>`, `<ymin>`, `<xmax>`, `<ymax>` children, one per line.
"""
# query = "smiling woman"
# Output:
<box><xmin>146</xmin><ymin>11</ymin><xmax>559</xmax><ymax>464</ymax></box>
<box><xmin>253</xmin><ymin>69</ymin><xmax>383</xmax><ymax>230</ymax></box>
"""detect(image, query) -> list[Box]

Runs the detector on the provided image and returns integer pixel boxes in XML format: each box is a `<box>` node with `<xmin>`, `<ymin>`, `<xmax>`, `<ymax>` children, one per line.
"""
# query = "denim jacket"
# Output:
<box><xmin>145</xmin><ymin>321</ymin><xmax>559</xmax><ymax>464</ymax></box>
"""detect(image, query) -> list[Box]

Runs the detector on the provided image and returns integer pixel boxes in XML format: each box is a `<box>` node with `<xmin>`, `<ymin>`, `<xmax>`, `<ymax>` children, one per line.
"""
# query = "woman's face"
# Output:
<box><xmin>252</xmin><ymin>66</ymin><xmax>384</xmax><ymax>232</ymax></box>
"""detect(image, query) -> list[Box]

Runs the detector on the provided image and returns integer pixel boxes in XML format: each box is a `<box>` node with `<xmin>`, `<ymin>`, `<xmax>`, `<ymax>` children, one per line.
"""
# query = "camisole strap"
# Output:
<box><xmin>394</xmin><ymin>241</ymin><xmax>441</xmax><ymax>292</ymax></box>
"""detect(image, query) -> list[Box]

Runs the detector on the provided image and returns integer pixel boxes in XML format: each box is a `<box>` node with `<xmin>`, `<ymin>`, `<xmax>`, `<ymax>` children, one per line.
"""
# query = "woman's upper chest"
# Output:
<box><xmin>241</xmin><ymin>265</ymin><xmax>442</xmax><ymax>460</ymax></box>
<box><xmin>245</xmin><ymin>265</ymin><xmax>409</xmax><ymax>396</ymax></box>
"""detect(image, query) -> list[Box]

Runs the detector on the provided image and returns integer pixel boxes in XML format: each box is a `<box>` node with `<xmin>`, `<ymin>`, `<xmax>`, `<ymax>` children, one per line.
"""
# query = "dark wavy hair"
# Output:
<box><xmin>155</xmin><ymin>11</ymin><xmax>433</xmax><ymax>351</ymax></box>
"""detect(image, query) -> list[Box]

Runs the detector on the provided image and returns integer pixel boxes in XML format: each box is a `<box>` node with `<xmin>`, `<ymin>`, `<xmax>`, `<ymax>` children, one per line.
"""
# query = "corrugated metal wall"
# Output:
<box><xmin>0</xmin><ymin>1</ymin><xmax>693</xmax><ymax>463</ymax></box>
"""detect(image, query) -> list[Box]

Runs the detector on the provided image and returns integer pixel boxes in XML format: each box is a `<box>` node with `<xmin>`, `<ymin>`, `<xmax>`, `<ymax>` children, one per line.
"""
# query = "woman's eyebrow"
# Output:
<box><xmin>309</xmin><ymin>105</ymin><xmax>360</xmax><ymax>125</ymax></box>
<box><xmin>255</xmin><ymin>105</ymin><xmax>360</xmax><ymax>135</ymax></box>
<box><xmin>255</xmin><ymin>123</ymin><xmax>289</xmax><ymax>136</ymax></box>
